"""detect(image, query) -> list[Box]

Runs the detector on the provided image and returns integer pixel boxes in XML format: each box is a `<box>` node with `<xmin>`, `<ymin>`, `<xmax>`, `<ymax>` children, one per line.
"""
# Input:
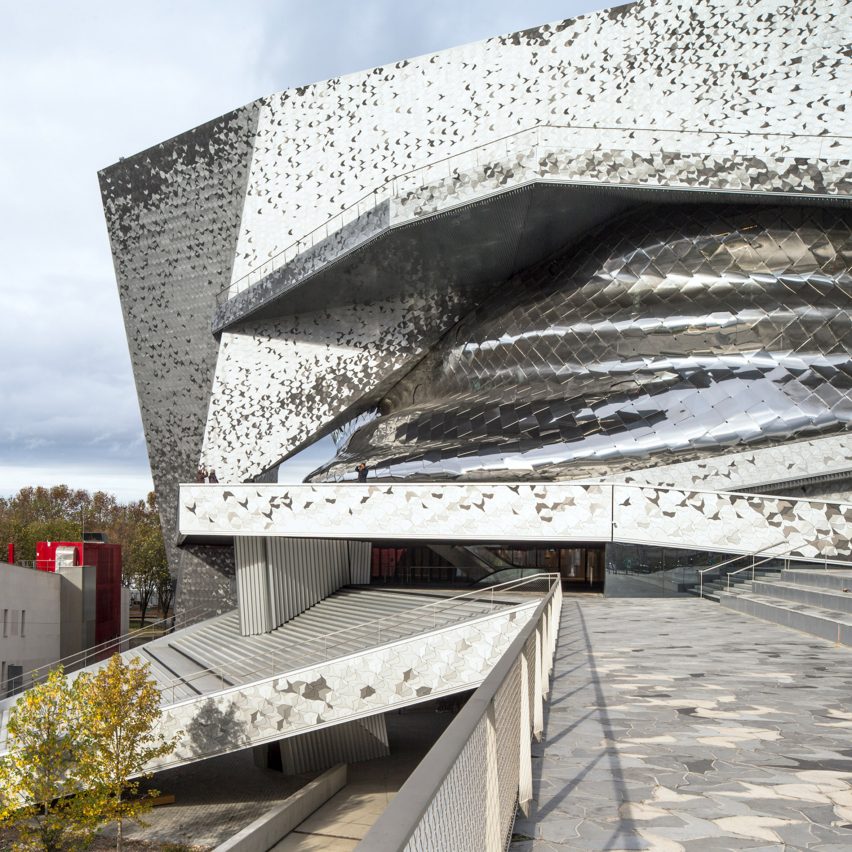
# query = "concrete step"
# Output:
<box><xmin>682</xmin><ymin>569</ymin><xmax>783</xmax><ymax>600</ymax></box>
<box><xmin>751</xmin><ymin>580</ymin><xmax>852</xmax><ymax>614</ymax></box>
<box><xmin>719</xmin><ymin>591</ymin><xmax>852</xmax><ymax>646</ymax></box>
<box><xmin>144</xmin><ymin>645</ymin><xmax>234</xmax><ymax>693</ymax></box>
<box><xmin>720</xmin><ymin>570</ymin><xmax>782</xmax><ymax>592</ymax></box>
<box><xmin>155</xmin><ymin>586</ymin><xmax>517</xmax><ymax>693</ymax></box>
<box><xmin>780</xmin><ymin>568</ymin><xmax>852</xmax><ymax>592</ymax></box>
<box><xmin>686</xmin><ymin>586</ymin><xmax>720</xmax><ymax>602</ymax></box>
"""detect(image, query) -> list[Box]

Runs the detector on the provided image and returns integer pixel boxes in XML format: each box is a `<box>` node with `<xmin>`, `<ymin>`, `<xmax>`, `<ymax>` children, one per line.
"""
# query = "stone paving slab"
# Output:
<box><xmin>511</xmin><ymin>599</ymin><xmax>852</xmax><ymax>851</ymax></box>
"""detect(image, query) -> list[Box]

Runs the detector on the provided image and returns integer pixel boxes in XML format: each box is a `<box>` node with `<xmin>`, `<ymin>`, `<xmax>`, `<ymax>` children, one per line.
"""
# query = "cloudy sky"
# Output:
<box><xmin>0</xmin><ymin>0</ymin><xmax>606</xmax><ymax>501</ymax></box>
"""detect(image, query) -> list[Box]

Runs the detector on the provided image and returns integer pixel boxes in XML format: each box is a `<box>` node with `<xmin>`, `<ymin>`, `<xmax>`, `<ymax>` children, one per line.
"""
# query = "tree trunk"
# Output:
<box><xmin>116</xmin><ymin>789</ymin><xmax>124</xmax><ymax>852</ymax></box>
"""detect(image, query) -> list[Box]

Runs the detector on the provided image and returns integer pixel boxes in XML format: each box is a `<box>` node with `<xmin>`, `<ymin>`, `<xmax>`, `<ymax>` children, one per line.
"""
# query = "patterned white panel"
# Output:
<box><xmin>179</xmin><ymin>482</ymin><xmax>614</xmax><ymax>542</ymax></box>
<box><xmin>178</xmin><ymin>481</ymin><xmax>852</xmax><ymax>563</ymax></box>
<box><xmin>148</xmin><ymin>605</ymin><xmax>535</xmax><ymax>771</ymax></box>
<box><xmin>613</xmin><ymin>485</ymin><xmax>852</xmax><ymax>560</ymax></box>
<box><xmin>601</xmin><ymin>434</ymin><xmax>852</xmax><ymax>492</ymax></box>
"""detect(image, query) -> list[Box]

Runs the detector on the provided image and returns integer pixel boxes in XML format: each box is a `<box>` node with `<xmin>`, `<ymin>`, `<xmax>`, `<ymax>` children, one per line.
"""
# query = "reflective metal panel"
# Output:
<box><xmin>312</xmin><ymin>205</ymin><xmax>852</xmax><ymax>482</ymax></box>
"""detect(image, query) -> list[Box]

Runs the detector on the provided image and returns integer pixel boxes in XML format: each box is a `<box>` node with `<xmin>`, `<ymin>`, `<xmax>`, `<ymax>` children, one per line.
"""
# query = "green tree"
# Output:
<box><xmin>124</xmin><ymin>520</ymin><xmax>168</xmax><ymax>627</ymax></box>
<box><xmin>155</xmin><ymin>567</ymin><xmax>176</xmax><ymax>623</ymax></box>
<box><xmin>0</xmin><ymin>668</ymin><xmax>96</xmax><ymax>851</ymax></box>
<box><xmin>75</xmin><ymin>655</ymin><xmax>178</xmax><ymax>851</ymax></box>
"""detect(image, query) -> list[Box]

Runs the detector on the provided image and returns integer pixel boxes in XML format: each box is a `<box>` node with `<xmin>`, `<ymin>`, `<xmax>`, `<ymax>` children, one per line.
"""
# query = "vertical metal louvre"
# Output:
<box><xmin>234</xmin><ymin>536</ymin><xmax>269</xmax><ymax>635</ymax></box>
<box><xmin>280</xmin><ymin>713</ymin><xmax>390</xmax><ymax>774</ymax></box>
<box><xmin>348</xmin><ymin>540</ymin><xmax>372</xmax><ymax>584</ymax></box>
<box><xmin>235</xmin><ymin>536</ymin><xmax>373</xmax><ymax>636</ymax></box>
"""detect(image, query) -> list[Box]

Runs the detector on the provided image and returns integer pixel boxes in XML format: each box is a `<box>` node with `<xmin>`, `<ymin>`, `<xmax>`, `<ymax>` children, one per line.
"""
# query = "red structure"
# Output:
<box><xmin>35</xmin><ymin>539</ymin><xmax>122</xmax><ymax>645</ymax></box>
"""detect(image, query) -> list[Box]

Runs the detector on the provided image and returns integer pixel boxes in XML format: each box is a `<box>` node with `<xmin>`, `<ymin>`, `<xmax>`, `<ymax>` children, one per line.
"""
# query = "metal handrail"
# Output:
<box><xmin>156</xmin><ymin>573</ymin><xmax>558</xmax><ymax>704</ymax></box>
<box><xmin>698</xmin><ymin>541</ymin><xmax>787</xmax><ymax>599</ymax></box>
<box><xmin>725</xmin><ymin>544</ymin><xmax>799</xmax><ymax>591</ymax></box>
<box><xmin>216</xmin><ymin>120</ymin><xmax>842</xmax><ymax>306</ymax></box>
<box><xmin>16</xmin><ymin>603</ymin><xmax>210</xmax><ymax>687</ymax></box>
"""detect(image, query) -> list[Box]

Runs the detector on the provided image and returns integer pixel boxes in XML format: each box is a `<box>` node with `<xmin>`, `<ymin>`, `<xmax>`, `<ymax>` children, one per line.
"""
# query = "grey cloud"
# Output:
<box><xmin>0</xmin><ymin>0</ymin><xmax>603</xmax><ymax>498</ymax></box>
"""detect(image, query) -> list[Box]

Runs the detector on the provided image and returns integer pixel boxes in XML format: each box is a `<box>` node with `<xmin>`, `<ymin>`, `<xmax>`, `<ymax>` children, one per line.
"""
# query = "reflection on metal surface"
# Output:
<box><xmin>311</xmin><ymin>205</ymin><xmax>852</xmax><ymax>482</ymax></box>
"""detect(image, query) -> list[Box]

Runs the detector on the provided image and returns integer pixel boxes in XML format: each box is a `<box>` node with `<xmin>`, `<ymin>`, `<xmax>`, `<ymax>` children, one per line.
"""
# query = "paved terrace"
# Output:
<box><xmin>513</xmin><ymin>599</ymin><xmax>852</xmax><ymax>851</ymax></box>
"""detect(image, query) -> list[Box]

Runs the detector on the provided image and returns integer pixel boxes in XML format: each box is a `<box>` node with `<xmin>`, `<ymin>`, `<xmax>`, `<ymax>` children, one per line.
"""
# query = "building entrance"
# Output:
<box><xmin>492</xmin><ymin>545</ymin><xmax>605</xmax><ymax>589</ymax></box>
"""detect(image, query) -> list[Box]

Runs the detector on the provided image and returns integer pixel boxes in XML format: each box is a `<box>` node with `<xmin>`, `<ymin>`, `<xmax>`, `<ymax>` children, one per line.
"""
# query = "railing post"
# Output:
<box><xmin>548</xmin><ymin>593</ymin><xmax>556</xmax><ymax>664</ymax></box>
<box><xmin>485</xmin><ymin>701</ymin><xmax>502</xmax><ymax>851</ymax></box>
<box><xmin>533</xmin><ymin>627</ymin><xmax>544</xmax><ymax>740</ymax></box>
<box><xmin>519</xmin><ymin>653</ymin><xmax>533</xmax><ymax>815</ymax></box>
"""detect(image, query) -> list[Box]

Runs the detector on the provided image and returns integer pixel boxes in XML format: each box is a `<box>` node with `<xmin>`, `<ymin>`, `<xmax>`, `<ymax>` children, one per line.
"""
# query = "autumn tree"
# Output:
<box><xmin>75</xmin><ymin>655</ymin><xmax>178</xmax><ymax>851</ymax></box>
<box><xmin>0</xmin><ymin>484</ymin><xmax>173</xmax><ymax>634</ymax></box>
<box><xmin>0</xmin><ymin>485</ymin><xmax>166</xmax><ymax>572</ymax></box>
<box><xmin>0</xmin><ymin>668</ymin><xmax>96</xmax><ymax>851</ymax></box>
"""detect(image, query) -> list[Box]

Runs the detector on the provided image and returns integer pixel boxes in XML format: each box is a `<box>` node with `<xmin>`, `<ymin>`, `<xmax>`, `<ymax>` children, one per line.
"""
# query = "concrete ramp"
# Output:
<box><xmin>0</xmin><ymin>584</ymin><xmax>543</xmax><ymax>773</ymax></box>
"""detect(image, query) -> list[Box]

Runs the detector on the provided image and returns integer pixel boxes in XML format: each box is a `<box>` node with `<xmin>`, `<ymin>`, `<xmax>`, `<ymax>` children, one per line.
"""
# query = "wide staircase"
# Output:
<box><xmin>719</xmin><ymin>568</ymin><xmax>852</xmax><ymax>646</ymax></box>
<box><xmin>684</xmin><ymin>564</ymin><xmax>784</xmax><ymax>602</ymax></box>
<box><xmin>129</xmin><ymin>585</ymin><xmax>522</xmax><ymax>703</ymax></box>
<box><xmin>680</xmin><ymin>549</ymin><xmax>790</xmax><ymax>603</ymax></box>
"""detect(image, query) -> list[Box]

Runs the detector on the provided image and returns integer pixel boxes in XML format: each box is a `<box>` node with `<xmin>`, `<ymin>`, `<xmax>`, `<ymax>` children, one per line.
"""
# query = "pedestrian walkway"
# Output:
<box><xmin>272</xmin><ymin>704</ymin><xmax>456</xmax><ymax>849</ymax></box>
<box><xmin>512</xmin><ymin>598</ymin><xmax>852</xmax><ymax>851</ymax></box>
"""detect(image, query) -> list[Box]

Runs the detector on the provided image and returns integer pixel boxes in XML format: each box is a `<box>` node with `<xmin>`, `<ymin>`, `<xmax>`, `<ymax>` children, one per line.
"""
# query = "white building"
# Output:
<box><xmin>0</xmin><ymin>561</ymin><xmax>130</xmax><ymax>697</ymax></box>
<box><xmin>0</xmin><ymin>562</ymin><xmax>60</xmax><ymax>698</ymax></box>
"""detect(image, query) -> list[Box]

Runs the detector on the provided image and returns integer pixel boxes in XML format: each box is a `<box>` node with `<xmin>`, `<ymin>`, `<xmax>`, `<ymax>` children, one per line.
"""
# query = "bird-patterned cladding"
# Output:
<box><xmin>311</xmin><ymin>205</ymin><xmax>852</xmax><ymax>482</ymax></box>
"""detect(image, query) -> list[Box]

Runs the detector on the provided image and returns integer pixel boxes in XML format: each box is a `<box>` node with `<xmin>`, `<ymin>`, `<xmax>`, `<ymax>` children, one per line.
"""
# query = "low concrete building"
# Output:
<box><xmin>0</xmin><ymin>561</ymin><xmax>61</xmax><ymax>697</ymax></box>
<box><xmin>0</xmin><ymin>560</ymin><xmax>129</xmax><ymax>697</ymax></box>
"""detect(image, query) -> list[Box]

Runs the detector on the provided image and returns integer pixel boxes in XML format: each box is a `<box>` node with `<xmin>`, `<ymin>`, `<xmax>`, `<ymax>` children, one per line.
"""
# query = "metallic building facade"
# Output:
<box><xmin>313</xmin><ymin>205</ymin><xmax>852</xmax><ymax>482</ymax></box>
<box><xmin>99</xmin><ymin>0</ymin><xmax>852</xmax><ymax>615</ymax></box>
